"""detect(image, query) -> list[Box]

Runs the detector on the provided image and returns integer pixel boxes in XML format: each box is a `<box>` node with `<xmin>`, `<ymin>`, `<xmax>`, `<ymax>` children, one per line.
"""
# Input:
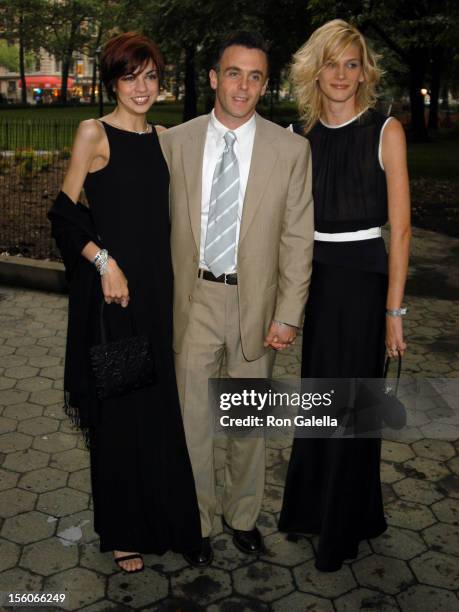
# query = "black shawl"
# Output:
<box><xmin>48</xmin><ymin>191</ymin><xmax>102</xmax><ymax>446</ymax></box>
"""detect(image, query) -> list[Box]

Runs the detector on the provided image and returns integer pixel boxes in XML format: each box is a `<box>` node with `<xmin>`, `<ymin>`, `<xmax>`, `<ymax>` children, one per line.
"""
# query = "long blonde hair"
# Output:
<box><xmin>291</xmin><ymin>19</ymin><xmax>382</xmax><ymax>133</ymax></box>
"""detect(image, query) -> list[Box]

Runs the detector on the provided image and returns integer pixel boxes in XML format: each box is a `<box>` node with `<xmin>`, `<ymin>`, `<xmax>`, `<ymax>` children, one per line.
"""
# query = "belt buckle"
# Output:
<box><xmin>223</xmin><ymin>272</ymin><xmax>237</xmax><ymax>285</ymax></box>
<box><xmin>223</xmin><ymin>273</ymin><xmax>228</xmax><ymax>285</ymax></box>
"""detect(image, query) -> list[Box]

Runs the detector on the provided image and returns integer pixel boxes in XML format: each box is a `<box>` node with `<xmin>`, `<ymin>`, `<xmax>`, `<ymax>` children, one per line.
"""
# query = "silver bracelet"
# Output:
<box><xmin>93</xmin><ymin>249</ymin><xmax>109</xmax><ymax>276</ymax></box>
<box><xmin>386</xmin><ymin>308</ymin><xmax>407</xmax><ymax>317</ymax></box>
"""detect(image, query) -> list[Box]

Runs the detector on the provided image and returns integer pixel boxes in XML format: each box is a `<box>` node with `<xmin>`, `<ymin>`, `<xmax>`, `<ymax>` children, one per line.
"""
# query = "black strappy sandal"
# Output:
<box><xmin>114</xmin><ymin>553</ymin><xmax>144</xmax><ymax>573</ymax></box>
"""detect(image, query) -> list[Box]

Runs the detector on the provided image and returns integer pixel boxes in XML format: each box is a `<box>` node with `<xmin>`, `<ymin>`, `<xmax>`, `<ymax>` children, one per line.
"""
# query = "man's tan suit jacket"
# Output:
<box><xmin>160</xmin><ymin>112</ymin><xmax>314</xmax><ymax>361</ymax></box>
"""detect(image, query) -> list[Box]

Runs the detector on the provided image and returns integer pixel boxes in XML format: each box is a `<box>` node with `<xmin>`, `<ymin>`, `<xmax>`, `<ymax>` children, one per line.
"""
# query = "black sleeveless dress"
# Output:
<box><xmin>279</xmin><ymin>110</ymin><xmax>389</xmax><ymax>571</ymax></box>
<box><xmin>83</xmin><ymin>122</ymin><xmax>201</xmax><ymax>554</ymax></box>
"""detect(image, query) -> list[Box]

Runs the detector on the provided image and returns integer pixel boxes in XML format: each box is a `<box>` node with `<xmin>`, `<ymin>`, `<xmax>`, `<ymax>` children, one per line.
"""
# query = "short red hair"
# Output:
<box><xmin>101</xmin><ymin>32</ymin><xmax>164</xmax><ymax>100</ymax></box>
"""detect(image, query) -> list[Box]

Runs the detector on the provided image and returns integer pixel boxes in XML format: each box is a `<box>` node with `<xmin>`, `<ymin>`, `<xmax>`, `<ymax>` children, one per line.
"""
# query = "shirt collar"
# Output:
<box><xmin>209</xmin><ymin>109</ymin><xmax>256</xmax><ymax>144</ymax></box>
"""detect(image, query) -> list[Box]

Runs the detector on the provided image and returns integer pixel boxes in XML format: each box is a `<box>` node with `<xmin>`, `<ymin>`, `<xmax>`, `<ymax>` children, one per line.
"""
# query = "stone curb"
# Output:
<box><xmin>0</xmin><ymin>255</ymin><xmax>67</xmax><ymax>293</ymax></box>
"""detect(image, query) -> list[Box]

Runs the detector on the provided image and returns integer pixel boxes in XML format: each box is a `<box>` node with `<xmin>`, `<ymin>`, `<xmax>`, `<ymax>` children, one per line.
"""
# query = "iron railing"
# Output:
<box><xmin>0</xmin><ymin>119</ymin><xmax>79</xmax><ymax>260</ymax></box>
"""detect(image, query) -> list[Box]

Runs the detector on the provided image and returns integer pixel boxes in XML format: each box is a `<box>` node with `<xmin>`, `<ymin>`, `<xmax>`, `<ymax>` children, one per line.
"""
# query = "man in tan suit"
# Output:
<box><xmin>160</xmin><ymin>31</ymin><xmax>313</xmax><ymax>566</ymax></box>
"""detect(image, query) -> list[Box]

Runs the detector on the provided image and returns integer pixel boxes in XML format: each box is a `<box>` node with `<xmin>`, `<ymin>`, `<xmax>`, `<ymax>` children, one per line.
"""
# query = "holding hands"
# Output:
<box><xmin>264</xmin><ymin>320</ymin><xmax>297</xmax><ymax>351</ymax></box>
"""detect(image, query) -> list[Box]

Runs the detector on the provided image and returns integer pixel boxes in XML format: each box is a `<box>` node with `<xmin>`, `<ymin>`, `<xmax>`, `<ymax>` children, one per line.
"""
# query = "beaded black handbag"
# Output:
<box><xmin>89</xmin><ymin>302</ymin><xmax>156</xmax><ymax>400</ymax></box>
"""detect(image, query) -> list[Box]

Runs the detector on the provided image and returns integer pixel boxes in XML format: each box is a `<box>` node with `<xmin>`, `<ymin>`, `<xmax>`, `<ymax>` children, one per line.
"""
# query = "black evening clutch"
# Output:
<box><xmin>380</xmin><ymin>353</ymin><xmax>407</xmax><ymax>430</ymax></box>
<box><xmin>89</xmin><ymin>302</ymin><xmax>156</xmax><ymax>400</ymax></box>
<box><xmin>344</xmin><ymin>354</ymin><xmax>407</xmax><ymax>436</ymax></box>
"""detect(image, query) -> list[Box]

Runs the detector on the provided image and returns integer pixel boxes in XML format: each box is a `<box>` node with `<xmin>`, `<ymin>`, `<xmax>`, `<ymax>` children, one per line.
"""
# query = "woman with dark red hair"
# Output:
<box><xmin>49</xmin><ymin>32</ymin><xmax>201</xmax><ymax>572</ymax></box>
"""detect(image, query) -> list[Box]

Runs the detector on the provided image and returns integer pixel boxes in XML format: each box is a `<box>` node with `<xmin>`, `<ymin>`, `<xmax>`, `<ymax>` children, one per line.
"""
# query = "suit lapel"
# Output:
<box><xmin>239</xmin><ymin>114</ymin><xmax>277</xmax><ymax>243</ymax></box>
<box><xmin>181</xmin><ymin>116</ymin><xmax>209</xmax><ymax>252</ymax></box>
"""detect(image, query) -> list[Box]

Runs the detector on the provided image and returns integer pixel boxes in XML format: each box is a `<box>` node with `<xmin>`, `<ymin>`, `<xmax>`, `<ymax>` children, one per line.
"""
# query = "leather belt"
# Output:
<box><xmin>198</xmin><ymin>269</ymin><xmax>238</xmax><ymax>285</ymax></box>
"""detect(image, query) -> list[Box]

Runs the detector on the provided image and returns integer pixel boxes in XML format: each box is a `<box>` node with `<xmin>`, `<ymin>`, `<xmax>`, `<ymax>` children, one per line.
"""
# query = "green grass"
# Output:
<box><xmin>0</xmin><ymin>99</ymin><xmax>296</xmax><ymax>125</ymax></box>
<box><xmin>407</xmin><ymin>135</ymin><xmax>459</xmax><ymax>183</ymax></box>
<box><xmin>0</xmin><ymin>100</ymin><xmax>297</xmax><ymax>149</ymax></box>
<box><xmin>0</xmin><ymin>102</ymin><xmax>188</xmax><ymax>149</ymax></box>
<box><xmin>0</xmin><ymin>105</ymin><xmax>110</xmax><ymax>121</ymax></box>
<box><xmin>0</xmin><ymin>102</ymin><xmax>182</xmax><ymax>124</ymax></box>
<box><xmin>1</xmin><ymin>102</ymin><xmax>457</xmax><ymax>183</ymax></box>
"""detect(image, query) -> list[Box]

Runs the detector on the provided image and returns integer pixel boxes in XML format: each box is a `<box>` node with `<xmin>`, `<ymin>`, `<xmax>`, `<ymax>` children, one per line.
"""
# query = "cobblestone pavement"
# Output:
<box><xmin>0</xmin><ymin>226</ymin><xmax>458</xmax><ymax>612</ymax></box>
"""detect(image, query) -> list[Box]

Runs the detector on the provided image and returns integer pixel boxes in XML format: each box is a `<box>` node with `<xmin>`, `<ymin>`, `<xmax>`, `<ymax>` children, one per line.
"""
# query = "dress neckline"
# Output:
<box><xmin>100</xmin><ymin>120</ymin><xmax>153</xmax><ymax>136</ymax></box>
<box><xmin>319</xmin><ymin>109</ymin><xmax>367</xmax><ymax>129</ymax></box>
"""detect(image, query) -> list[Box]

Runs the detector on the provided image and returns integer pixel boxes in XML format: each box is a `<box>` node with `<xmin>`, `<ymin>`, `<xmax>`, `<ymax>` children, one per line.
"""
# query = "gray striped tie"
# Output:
<box><xmin>204</xmin><ymin>131</ymin><xmax>239</xmax><ymax>277</ymax></box>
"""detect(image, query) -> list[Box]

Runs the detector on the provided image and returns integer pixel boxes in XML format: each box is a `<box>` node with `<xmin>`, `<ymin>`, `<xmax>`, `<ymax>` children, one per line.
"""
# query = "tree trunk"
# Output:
<box><xmin>60</xmin><ymin>15</ymin><xmax>78</xmax><ymax>105</ymax></box>
<box><xmin>18</xmin><ymin>15</ymin><xmax>27</xmax><ymax>104</ymax></box>
<box><xmin>183</xmin><ymin>45</ymin><xmax>197</xmax><ymax>122</ymax></box>
<box><xmin>428</xmin><ymin>47</ymin><xmax>443</xmax><ymax>131</ymax></box>
<box><xmin>99</xmin><ymin>67</ymin><xmax>104</xmax><ymax>117</ymax></box>
<box><xmin>408</xmin><ymin>50</ymin><xmax>428</xmax><ymax>142</ymax></box>
<box><xmin>268</xmin><ymin>74</ymin><xmax>278</xmax><ymax>121</ymax></box>
<box><xmin>440</xmin><ymin>82</ymin><xmax>451</xmax><ymax>127</ymax></box>
<box><xmin>91</xmin><ymin>58</ymin><xmax>97</xmax><ymax>105</ymax></box>
<box><xmin>366</xmin><ymin>22</ymin><xmax>429</xmax><ymax>140</ymax></box>
<box><xmin>269</xmin><ymin>86</ymin><xmax>274</xmax><ymax>121</ymax></box>
<box><xmin>440</xmin><ymin>83</ymin><xmax>449</xmax><ymax>110</ymax></box>
<box><xmin>91</xmin><ymin>28</ymin><xmax>103</xmax><ymax>105</ymax></box>
<box><xmin>60</xmin><ymin>55</ymin><xmax>71</xmax><ymax>104</ymax></box>
<box><xmin>174</xmin><ymin>63</ymin><xmax>180</xmax><ymax>100</ymax></box>
<box><xmin>204</xmin><ymin>91</ymin><xmax>213</xmax><ymax>114</ymax></box>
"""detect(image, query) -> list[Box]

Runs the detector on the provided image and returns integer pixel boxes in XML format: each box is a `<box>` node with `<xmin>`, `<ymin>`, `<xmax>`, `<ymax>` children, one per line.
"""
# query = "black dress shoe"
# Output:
<box><xmin>183</xmin><ymin>537</ymin><xmax>213</xmax><ymax>567</ymax></box>
<box><xmin>222</xmin><ymin>517</ymin><xmax>264</xmax><ymax>554</ymax></box>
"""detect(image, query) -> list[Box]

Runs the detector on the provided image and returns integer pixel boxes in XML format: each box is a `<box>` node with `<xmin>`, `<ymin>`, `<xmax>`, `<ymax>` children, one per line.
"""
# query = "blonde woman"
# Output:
<box><xmin>279</xmin><ymin>20</ymin><xmax>410</xmax><ymax>572</ymax></box>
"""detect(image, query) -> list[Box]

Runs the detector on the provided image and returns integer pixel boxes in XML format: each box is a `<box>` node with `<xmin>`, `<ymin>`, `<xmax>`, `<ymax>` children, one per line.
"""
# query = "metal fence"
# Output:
<box><xmin>0</xmin><ymin>119</ymin><xmax>79</xmax><ymax>260</ymax></box>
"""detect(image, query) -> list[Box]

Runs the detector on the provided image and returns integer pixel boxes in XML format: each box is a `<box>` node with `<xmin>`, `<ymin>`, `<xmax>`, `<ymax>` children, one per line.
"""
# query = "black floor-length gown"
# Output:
<box><xmin>82</xmin><ymin>122</ymin><xmax>201</xmax><ymax>554</ymax></box>
<box><xmin>279</xmin><ymin>110</ymin><xmax>390</xmax><ymax>571</ymax></box>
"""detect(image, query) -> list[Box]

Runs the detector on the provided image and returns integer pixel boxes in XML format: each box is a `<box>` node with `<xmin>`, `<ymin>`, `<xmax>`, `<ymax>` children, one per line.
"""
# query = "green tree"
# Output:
<box><xmin>425</xmin><ymin>2</ymin><xmax>459</xmax><ymax>129</ymax></box>
<box><xmin>118</xmin><ymin>0</ymin><xmax>311</xmax><ymax>121</ymax></box>
<box><xmin>308</xmin><ymin>0</ymin><xmax>459</xmax><ymax>140</ymax></box>
<box><xmin>118</xmin><ymin>0</ymin><xmax>263</xmax><ymax>121</ymax></box>
<box><xmin>0</xmin><ymin>39</ymin><xmax>35</xmax><ymax>72</ymax></box>
<box><xmin>0</xmin><ymin>0</ymin><xmax>45</xmax><ymax>103</ymax></box>
<box><xmin>42</xmin><ymin>0</ymin><xmax>97</xmax><ymax>104</ymax></box>
<box><xmin>0</xmin><ymin>39</ymin><xmax>19</xmax><ymax>71</ymax></box>
<box><xmin>81</xmin><ymin>0</ymin><xmax>121</xmax><ymax>104</ymax></box>
<box><xmin>253</xmin><ymin>0</ymin><xmax>311</xmax><ymax>118</ymax></box>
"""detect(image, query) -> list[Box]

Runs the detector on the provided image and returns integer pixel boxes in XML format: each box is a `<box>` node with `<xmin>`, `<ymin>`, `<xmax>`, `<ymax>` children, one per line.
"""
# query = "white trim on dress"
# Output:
<box><xmin>314</xmin><ymin>227</ymin><xmax>382</xmax><ymax>242</ymax></box>
<box><xmin>319</xmin><ymin>109</ymin><xmax>367</xmax><ymax>129</ymax></box>
<box><xmin>378</xmin><ymin>117</ymin><xmax>394</xmax><ymax>171</ymax></box>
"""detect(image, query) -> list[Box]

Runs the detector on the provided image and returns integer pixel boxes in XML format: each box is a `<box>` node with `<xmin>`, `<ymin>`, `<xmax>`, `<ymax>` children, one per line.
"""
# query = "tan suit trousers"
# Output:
<box><xmin>174</xmin><ymin>278</ymin><xmax>275</xmax><ymax>537</ymax></box>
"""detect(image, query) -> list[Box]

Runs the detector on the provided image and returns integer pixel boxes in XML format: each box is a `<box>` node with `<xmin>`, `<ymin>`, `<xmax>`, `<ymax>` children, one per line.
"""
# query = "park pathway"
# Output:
<box><xmin>0</xmin><ymin>226</ymin><xmax>458</xmax><ymax>611</ymax></box>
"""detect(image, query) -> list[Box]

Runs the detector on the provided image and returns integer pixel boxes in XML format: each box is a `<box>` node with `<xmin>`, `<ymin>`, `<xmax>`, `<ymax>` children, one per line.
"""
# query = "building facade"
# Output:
<box><xmin>0</xmin><ymin>46</ymin><xmax>96</xmax><ymax>104</ymax></box>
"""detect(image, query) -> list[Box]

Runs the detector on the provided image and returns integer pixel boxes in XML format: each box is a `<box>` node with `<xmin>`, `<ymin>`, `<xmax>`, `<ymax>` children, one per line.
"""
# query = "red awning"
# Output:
<box><xmin>18</xmin><ymin>76</ymin><xmax>75</xmax><ymax>89</ymax></box>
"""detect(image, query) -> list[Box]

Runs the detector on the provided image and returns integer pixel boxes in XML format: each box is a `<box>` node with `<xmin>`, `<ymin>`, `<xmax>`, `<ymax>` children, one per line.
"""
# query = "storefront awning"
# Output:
<box><xmin>18</xmin><ymin>76</ymin><xmax>75</xmax><ymax>89</ymax></box>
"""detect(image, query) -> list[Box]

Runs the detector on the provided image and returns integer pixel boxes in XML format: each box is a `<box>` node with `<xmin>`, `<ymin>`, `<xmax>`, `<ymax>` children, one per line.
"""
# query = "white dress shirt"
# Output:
<box><xmin>200</xmin><ymin>110</ymin><xmax>256</xmax><ymax>272</ymax></box>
